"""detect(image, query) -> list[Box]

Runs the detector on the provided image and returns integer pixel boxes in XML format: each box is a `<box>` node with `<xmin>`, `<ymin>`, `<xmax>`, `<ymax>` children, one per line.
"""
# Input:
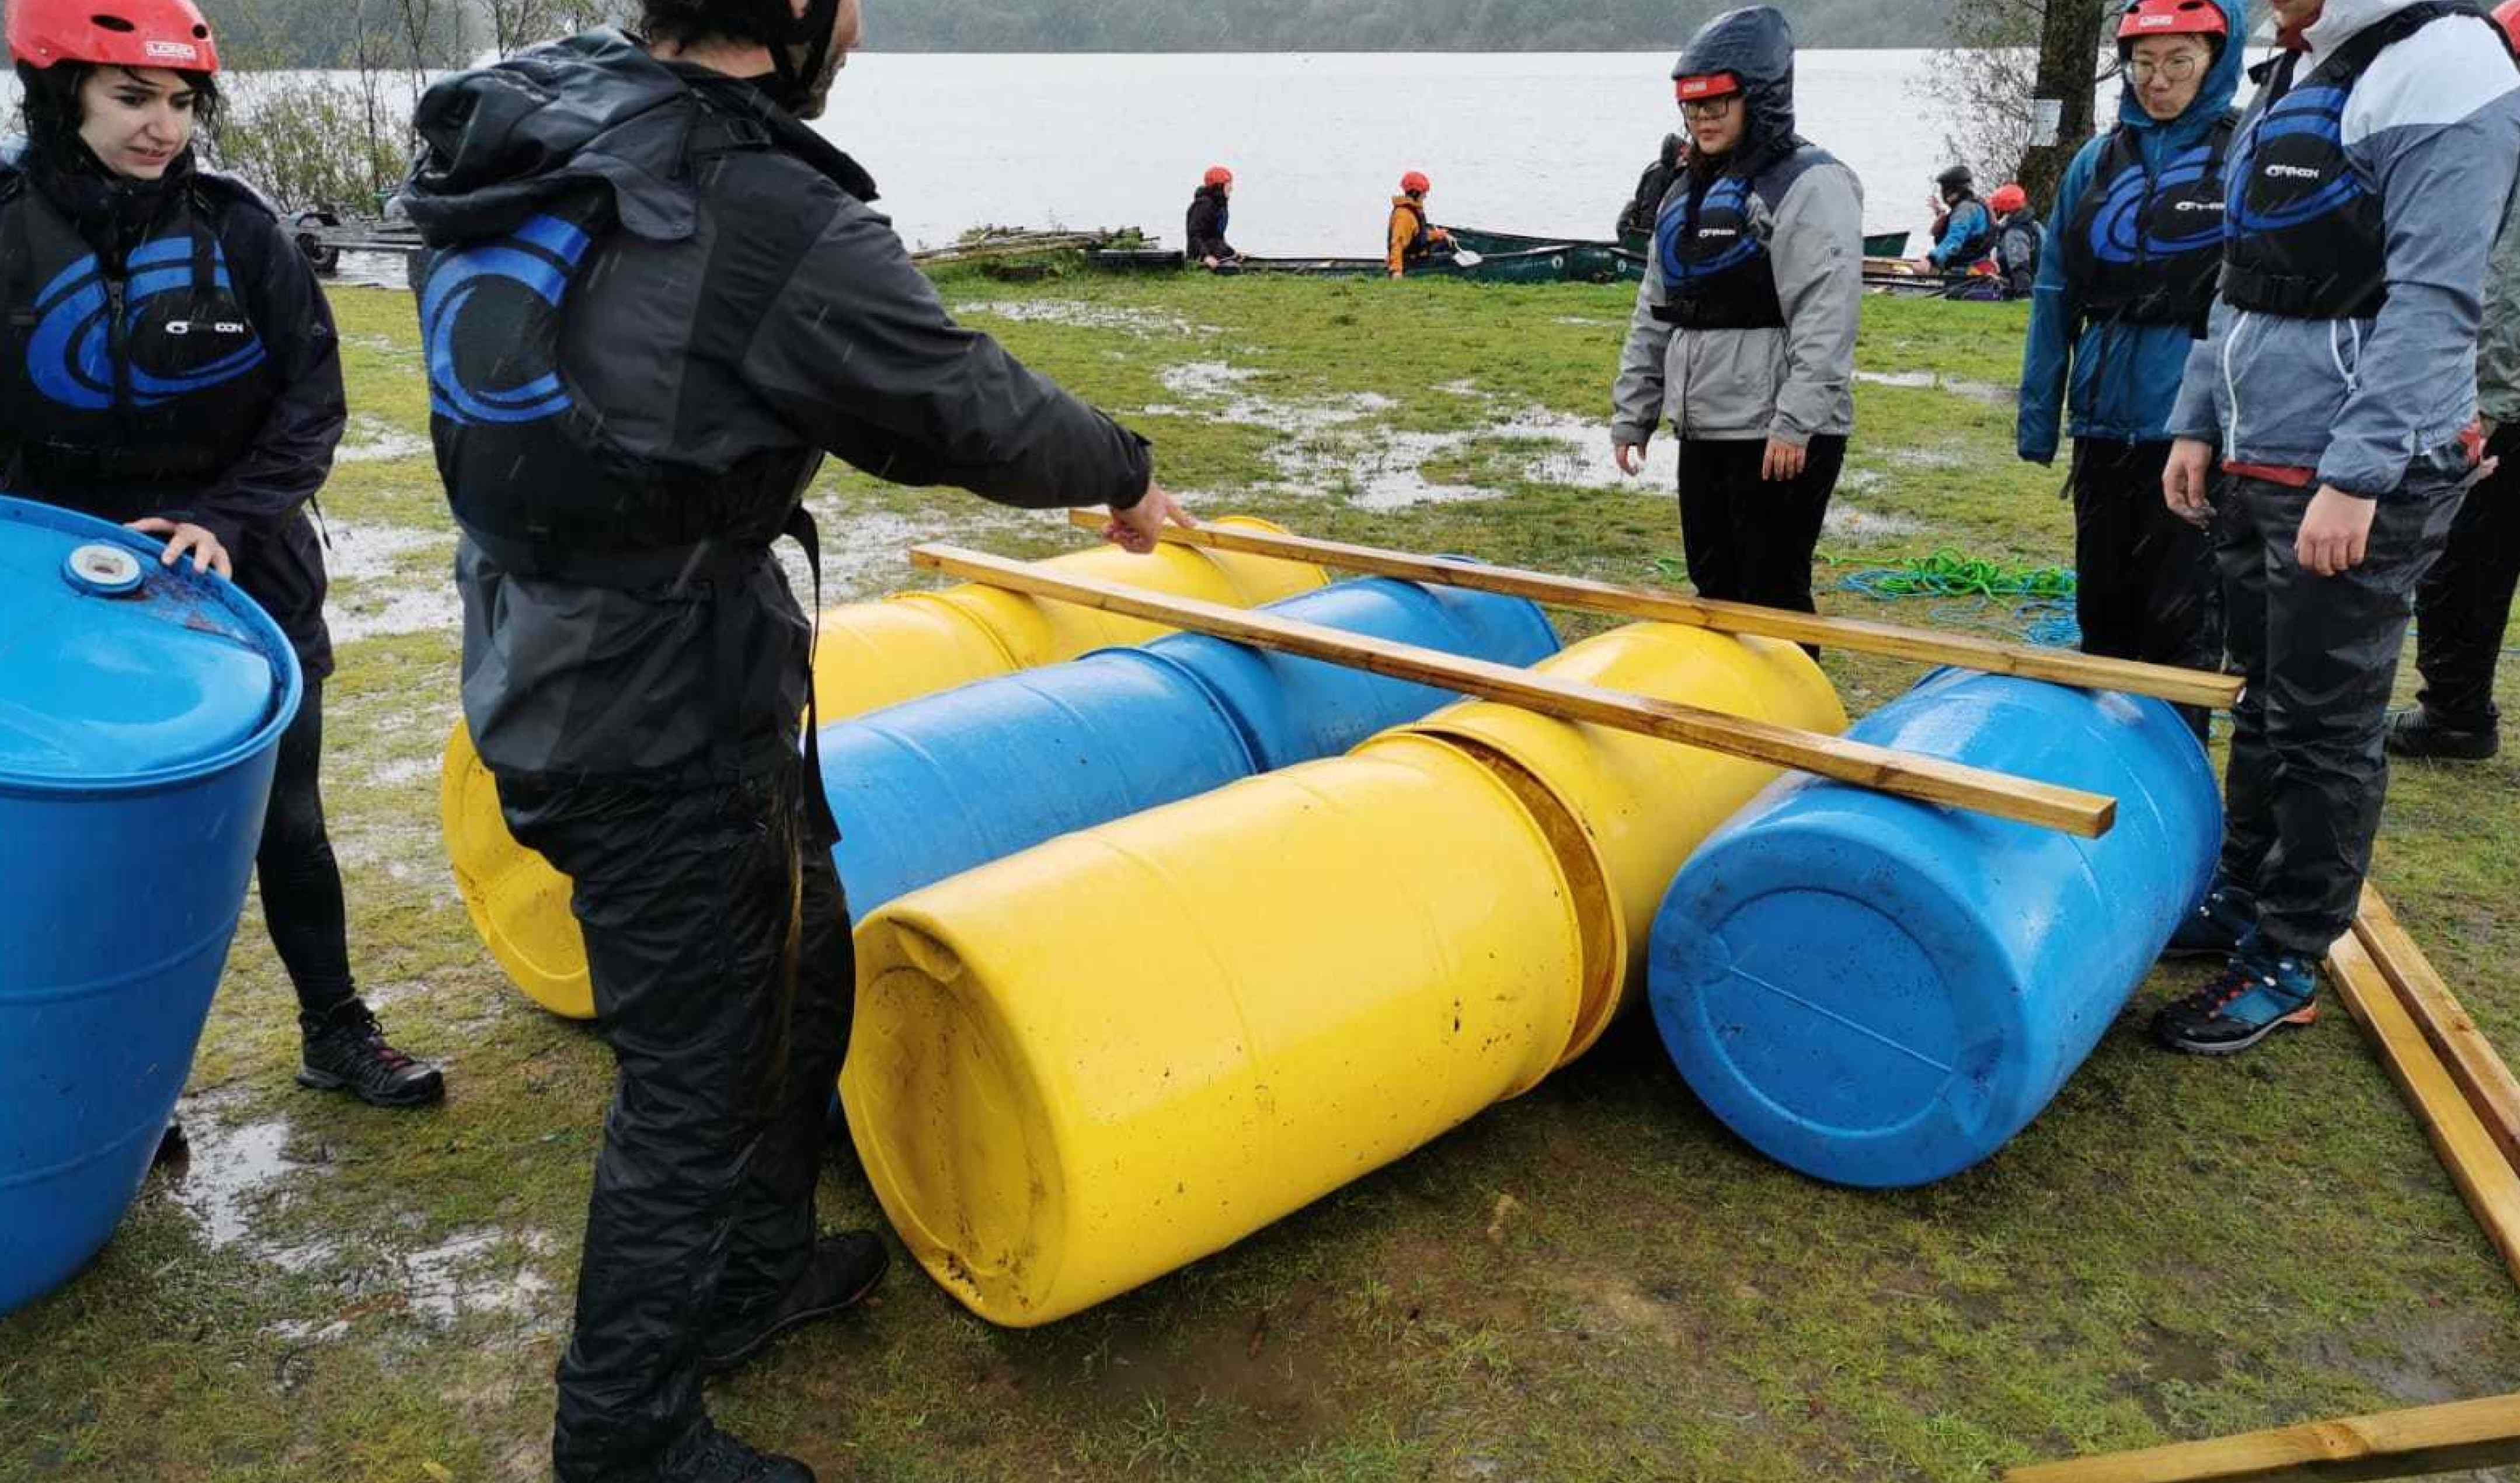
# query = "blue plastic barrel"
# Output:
<box><xmin>1146</xmin><ymin>578</ymin><xmax>1561</xmax><ymax>770</ymax></box>
<box><xmin>1</xmin><ymin>496</ymin><xmax>302</xmax><ymax>1314</ymax></box>
<box><xmin>822</xmin><ymin>579</ymin><xmax>1557</xmax><ymax>920</ymax></box>
<box><xmin>1647</xmin><ymin>670</ymin><xmax>2220</xmax><ymax>1189</ymax></box>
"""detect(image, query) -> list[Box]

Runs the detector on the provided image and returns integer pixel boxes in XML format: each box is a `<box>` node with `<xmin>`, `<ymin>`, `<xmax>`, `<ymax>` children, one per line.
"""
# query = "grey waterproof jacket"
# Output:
<box><xmin>2483</xmin><ymin>188</ymin><xmax>2520</xmax><ymax>428</ymax></box>
<box><xmin>1610</xmin><ymin>8</ymin><xmax>1863</xmax><ymax>448</ymax></box>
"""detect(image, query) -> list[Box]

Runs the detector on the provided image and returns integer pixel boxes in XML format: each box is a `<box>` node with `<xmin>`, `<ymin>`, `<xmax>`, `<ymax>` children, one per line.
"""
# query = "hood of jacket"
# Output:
<box><xmin>1674</xmin><ymin>6</ymin><xmax>1798</xmax><ymax>162</ymax></box>
<box><xmin>2117</xmin><ymin>0</ymin><xmax>2248</xmax><ymax>150</ymax></box>
<box><xmin>398</xmin><ymin>29</ymin><xmax>877</xmax><ymax>249</ymax></box>
<box><xmin>2302</xmin><ymin>0</ymin><xmax>2429</xmax><ymax>55</ymax></box>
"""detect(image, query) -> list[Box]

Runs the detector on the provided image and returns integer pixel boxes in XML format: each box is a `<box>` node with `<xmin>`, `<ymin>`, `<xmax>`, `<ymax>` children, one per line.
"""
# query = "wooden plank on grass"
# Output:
<box><xmin>2327</xmin><ymin>933</ymin><xmax>2520</xmax><ymax>1289</ymax></box>
<box><xmin>2355</xmin><ymin>886</ymin><xmax>2520</xmax><ymax>1174</ymax></box>
<box><xmin>913</xmin><ymin>544</ymin><xmax>2117</xmax><ymax>838</ymax></box>
<box><xmin>1058</xmin><ymin>512</ymin><xmax>2242</xmax><ymax>710</ymax></box>
<box><xmin>2004</xmin><ymin>1392</ymin><xmax>2520</xmax><ymax>1482</ymax></box>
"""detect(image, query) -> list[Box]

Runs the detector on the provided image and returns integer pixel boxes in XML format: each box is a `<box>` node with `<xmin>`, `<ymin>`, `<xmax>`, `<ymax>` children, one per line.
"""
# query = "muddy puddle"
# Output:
<box><xmin>1857</xmin><ymin>369</ymin><xmax>2016</xmax><ymax>407</ymax></box>
<box><xmin>952</xmin><ymin>300</ymin><xmax>1215</xmax><ymax>337</ymax></box>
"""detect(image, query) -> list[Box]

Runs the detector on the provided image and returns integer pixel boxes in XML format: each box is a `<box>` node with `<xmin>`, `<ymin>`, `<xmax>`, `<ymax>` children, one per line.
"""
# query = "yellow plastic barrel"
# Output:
<box><xmin>1394</xmin><ymin>625</ymin><xmax>1846</xmax><ymax>1059</ymax></box>
<box><xmin>443</xmin><ymin>518</ymin><xmax>1327</xmax><ymax>1019</ymax></box>
<box><xmin>843</xmin><ymin>733</ymin><xmax>1605</xmax><ymax>1327</ymax></box>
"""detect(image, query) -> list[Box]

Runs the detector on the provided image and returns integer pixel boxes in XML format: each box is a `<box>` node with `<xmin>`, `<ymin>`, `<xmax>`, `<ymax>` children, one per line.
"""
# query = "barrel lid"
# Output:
<box><xmin>0</xmin><ymin>497</ymin><xmax>292</xmax><ymax>789</ymax></box>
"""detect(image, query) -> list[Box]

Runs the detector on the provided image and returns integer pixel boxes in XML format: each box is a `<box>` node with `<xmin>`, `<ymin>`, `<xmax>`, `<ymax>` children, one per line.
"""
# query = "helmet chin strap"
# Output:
<box><xmin>760</xmin><ymin>0</ymin><xmax>840</xmax><ymax>114</ymax></box>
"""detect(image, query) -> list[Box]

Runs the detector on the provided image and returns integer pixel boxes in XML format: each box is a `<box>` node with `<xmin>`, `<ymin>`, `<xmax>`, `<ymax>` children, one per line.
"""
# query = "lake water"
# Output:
<box><xmin>2</xmin><ymin>50</ymin><xmax>1983</xmax><ymax>252</ymax></box>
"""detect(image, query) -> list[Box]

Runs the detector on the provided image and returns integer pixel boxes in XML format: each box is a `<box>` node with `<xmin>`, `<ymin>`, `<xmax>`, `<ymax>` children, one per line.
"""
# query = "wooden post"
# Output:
<box><xmin>2355</xmin><ymin>887</ymin><xmax>2520</xmax><ymax>1174</ymax></box>
<box><xmin>1059</xmin><ymin>513</ymin><xmax>2241</xmax><ymax>711</ymax></box>
<box><xmin>2003</xmin><ymin>1392</ymin><xmax>2520</xmax><ymax>1482</ymax></box>
<box><xmin>913</xmin><ymin>544</ymin><xmax>2118</xmax><ymax>839</ymax></box>
<box><xmin>2326</xmin><ymin>933</ymin><xmax>2520</xmax><ymax>1290</ymax></box>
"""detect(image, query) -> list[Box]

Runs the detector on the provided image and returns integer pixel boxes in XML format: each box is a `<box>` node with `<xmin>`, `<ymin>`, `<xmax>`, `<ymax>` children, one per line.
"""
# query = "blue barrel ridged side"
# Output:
<box><xmin>820</xmin><ymin>579</ymin><xmax>1557</xmax><ymax>922</ymax></box>
<box><xmin>1647</xmin><ymin>670</ymin><xmax>2220</xmax><ymax>1189</ymax></box>
<box><xmin>0</xmin><ymin>496</ymin><xmax>302</xmax><ymax>1314</ymax></box>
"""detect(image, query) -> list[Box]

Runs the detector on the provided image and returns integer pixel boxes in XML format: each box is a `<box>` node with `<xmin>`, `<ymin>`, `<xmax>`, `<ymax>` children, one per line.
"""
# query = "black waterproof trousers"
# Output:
<box><xmin>1677</xmin><ymin>434</ymin><xmax>1850</xmax><ymax>619</ymax></box>
<box><xmin>502</xmin><ymin>755</ymin><xmax>853</xmax><ymax>1481</ymax></box>
<box><xmin>2217</xmin><ymin>476</ymin><xmax>2463</xmax><ymax>959</ymax></box>
<box><xmin>259</xmin><ymin>676</ymin><xmax>358</xmax><ymax>1024</ymax></box>
<box><xmin>2070</xmin><ymin>439</ymin><xmax>2223</xmax><ymax>734</ymax></box>
<box><xmin>2411</xmin><ymin>424</ymin><xmax>2520</xmax><ymax>733</ymax></box>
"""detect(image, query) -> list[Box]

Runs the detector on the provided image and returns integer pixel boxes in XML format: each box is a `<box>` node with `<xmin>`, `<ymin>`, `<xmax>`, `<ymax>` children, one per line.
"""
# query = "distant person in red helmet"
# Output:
<box><xmin>2391</xmin><ymin>0</ymin><xmax>2520</xmax><ymax>760</ymax></box>
<box><xmin>1186</xmin><ymin>164</ymin><xmax>1241</xmax><ymax>269</ymax></box>
<box><xmin>1387</xmin><ymin>169</ymin><xmax>1453</xmax><ymax>278</ymax></box>
<box><xmin>2</xmin><ymin>0</ymin><xmax>445</xmax><ymax>1114</ymax></box>
<box><xmin>1985</xmin><ymin>183</ymin><xmax>2044</xmax><ymax>297</ymax></box>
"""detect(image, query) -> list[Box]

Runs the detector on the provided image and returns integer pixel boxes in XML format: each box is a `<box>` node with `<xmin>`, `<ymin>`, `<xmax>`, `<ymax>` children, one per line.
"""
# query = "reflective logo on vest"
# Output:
<box><xmin>25</xmin><ymin>234</ymin><xmax>267</xmax><ymax>412</ymax></box>
<box><xmin>421</xmin><ymin>213</ymin><xmax>592</xmax><ymax>427</ymax></box>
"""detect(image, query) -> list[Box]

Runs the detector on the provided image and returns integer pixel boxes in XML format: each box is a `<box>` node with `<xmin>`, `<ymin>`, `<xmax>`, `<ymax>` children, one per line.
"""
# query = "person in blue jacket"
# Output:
<box><xmin>1924</xmin><ymin>164</ymin><xmax>1994</xmax><ymax>271</ymax></box>
<box><xmin>2018</xmin><ymin>0</ymin><xmax>2244</xmax><ymax>734</ymax></box>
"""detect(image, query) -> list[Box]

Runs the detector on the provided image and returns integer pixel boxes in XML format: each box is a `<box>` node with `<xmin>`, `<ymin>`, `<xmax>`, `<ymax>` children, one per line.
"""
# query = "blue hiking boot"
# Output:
<box><xmin>2164</xmin><ymin>882</ymin><xmax>2258</xmax><ymax>960</ymax></box>
<box><xmin>2152</xmin><ymin>940</ymin><xmax>2320</xmax><ymax>1056</ymax></box>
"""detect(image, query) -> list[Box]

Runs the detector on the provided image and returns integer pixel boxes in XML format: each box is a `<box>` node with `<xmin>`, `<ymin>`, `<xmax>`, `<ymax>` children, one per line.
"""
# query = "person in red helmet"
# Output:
<box><xmin>1186</xmin><ymin>163</ymin><xmax>1241</xmax><ymax>269</ymax></box>
<box><xmin>1387</xmin><ymin>169</ymin><xmax>1453</xmax><ymax>278</ymax></box>
<box><xmin>2</xmin><ymin>0</ymin><xmax>444</xmax><ymax>1109</ymax></box>
<box><xmin>2391</xmin><ymin>0</ymin><xmax>2520</xmax><ymax>760</ymax></box>
<box><xmin>1985</xmin><ymin>182</ymin><xmax>2044</xmax><ymax>297</ymax></box>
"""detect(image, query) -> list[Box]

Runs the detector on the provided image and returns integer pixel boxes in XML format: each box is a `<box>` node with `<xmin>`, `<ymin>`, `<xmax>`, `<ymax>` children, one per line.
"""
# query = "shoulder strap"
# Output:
<box><xmin>189</xmin><ymin>167</ymin><xmax>281</xmax><ymax>224</ymax></box>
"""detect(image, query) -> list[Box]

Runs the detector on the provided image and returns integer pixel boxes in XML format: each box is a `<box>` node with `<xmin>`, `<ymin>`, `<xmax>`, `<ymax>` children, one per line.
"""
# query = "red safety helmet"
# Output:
<box><xmin>1203</xmin><ymin>165</ymin><xmax>1234</xmax><ymax>187</ymax></box>
<box><xmin>7</xmin><ymin>0</ymin><xmax>220</xmax><ymax>71</ymax></box>
<box><xmin>2495</xmin><ymin>0</ymin><xmax>2520</xmax><ymax>55</ymax></box>
<box><xmin>1674</xmin><ymin>72</ymin><xmax>1742</xmax><ymax>105</ymax></box>
<box><xmin>1989</xmin><ymin>183</ymin><xmax>2030</xmax><ymax>215</ymax></box>
<box><xmin>2117</xmin><ymin>0</ymin><xmax>2228</xmax><ymax>46</ymax></box>
<box><xmin>1400</xmin><ymin>170</ymin><xmax>1431</xmax><ymax>195</ymax></box>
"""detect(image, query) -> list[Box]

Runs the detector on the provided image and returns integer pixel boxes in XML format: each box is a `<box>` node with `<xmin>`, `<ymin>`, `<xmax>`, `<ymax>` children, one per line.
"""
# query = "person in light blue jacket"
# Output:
<box><xmin>1925</xmin><ymin>164</ymin><xmax>1995</xmax><ymax>271</ymax></box>
<box><xmin>2154</xmin><ymin>0</ymin><xmax>2520</xmax><ymax>1057</ymax></box>
<box><xmin>2018</xmin><ymin>0</ymin><xmax>2246</xmax><ymax>732</ymax></box>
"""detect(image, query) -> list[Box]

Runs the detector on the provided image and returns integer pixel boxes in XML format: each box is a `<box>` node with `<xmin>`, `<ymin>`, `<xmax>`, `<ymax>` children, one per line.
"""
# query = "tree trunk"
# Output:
<box><xmin>2017</xmin><ymin>0</ymin><xmax>2114</xmax><ymax>211</ymax></box>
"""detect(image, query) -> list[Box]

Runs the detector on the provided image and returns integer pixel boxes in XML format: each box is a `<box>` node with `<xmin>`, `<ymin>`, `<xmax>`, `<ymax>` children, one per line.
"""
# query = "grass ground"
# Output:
<box><xmin>4</xmin><ymin>264</ymin><xmax>2517</xmax><ymax>1483</ymax></box>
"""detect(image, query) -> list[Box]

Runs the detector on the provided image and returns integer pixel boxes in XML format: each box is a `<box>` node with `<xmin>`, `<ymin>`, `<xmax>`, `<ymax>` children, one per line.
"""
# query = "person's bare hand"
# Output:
<box><xmin>1614</xmin><ymin>443</ymin><xmax>1646</xmax><ymax>476</ymax></box>
<box><xmin>1761</xmin><ymin>437</ymin><xmax>1808</xmax><ymax>482</ymax></box>
<box><xmin>1104</xmin><ymin>481</ymin><xmax>1197</xmax><ymax>555</ymax></box>
<box><xmin>2295</xmin><ymin>486</ymin><xmax>2376</xmax><ymax>578</ymax></box>
<box><xmin>2162</xmin><ymin>438</ymin><xmax>2216</xmax><ymax>530</ymax></box>
<box><xmin>126</xmin><ymin>517</ymin><xmax>231</xmax><ymax>579</ymax></box>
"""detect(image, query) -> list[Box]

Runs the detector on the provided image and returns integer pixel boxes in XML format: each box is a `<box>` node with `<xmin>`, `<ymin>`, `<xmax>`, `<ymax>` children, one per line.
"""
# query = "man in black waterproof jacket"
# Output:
<box><xmin>399</xmin><ymin>2</ymin><xmax>1189</xmax><ymax>1478</ymax></box>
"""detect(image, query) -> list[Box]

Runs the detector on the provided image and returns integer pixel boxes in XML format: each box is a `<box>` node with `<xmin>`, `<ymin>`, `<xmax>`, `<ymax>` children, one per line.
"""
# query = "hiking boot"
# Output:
<box><xmin>653</xmin><ymin>1419</ymin><xmax>815</xmax><ymax>1483</ymax></box>
<box><xmin>152</xmin><ymin>1118</ymin><xmax>189</xmax><ymax>1170</ymax></box>
<box><xmin>297</xmin><ymin>1000</ymin><xmax>445</xmax><ymax>1109</ymax></box>
<box><xmin>2152</xmin><ymin>941</ymin><xmax>2320</xmax><ymax>1056</ymax></box>
<box><xmin>2385</xmin><ymin>709</ymin><xmax>2500</xmax><ymax>762</ymax></box>
<box><xmin>700</xmin><ymin>1232</ymin><xmax>889</xmax><ymax>1377</ymax></box>
<box><xmin>2164</xmin><ymin>882</ymin><xmax>2257</xmax><ymax>959</ymax></box>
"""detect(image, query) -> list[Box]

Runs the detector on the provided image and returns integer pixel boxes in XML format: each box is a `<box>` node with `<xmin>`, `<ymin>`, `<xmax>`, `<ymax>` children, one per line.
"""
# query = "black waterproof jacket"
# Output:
<box><xmin>402</xmin><ymin>32</ymin><xmax>1153</xmax><ymax>782</ymax></box>
<box><xmin>1186</xmin><ymin>184</ymin><xmax>1234</xmax><ymax>260</ymax></box>
<box><xmin>0</xmin><ymin>138</ymin><xmax>345</xmax><ymax>678</ymax></box>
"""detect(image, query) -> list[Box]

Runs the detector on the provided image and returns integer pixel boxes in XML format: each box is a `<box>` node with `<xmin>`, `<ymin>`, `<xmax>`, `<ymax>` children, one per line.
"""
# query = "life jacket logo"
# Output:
<box><xmin>2264</xmin><ymin>163</ymin><xmax>2324</xmax><ymax>182</ymax></box>
<box><xmin>1696</xmin><ymin>227</ymin><xmax>1739</xmax><ymax>240</ymax></box>
<box><xmin>25</xmin><ymin>235</ymin><xmax>266</xmax><ymax>412</ymax></box>
<box><xmin>422</xmin><ymin>213</ymin><xmax>592</xmax><ymax>427</ymax></box>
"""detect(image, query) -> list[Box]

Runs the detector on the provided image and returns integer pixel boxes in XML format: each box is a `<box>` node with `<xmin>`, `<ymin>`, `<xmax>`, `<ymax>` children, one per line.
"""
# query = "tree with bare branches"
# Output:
<box><xmin>1918</xmin><ymin>0</ymin><xmax>2120</xmax><ymax>212</ymax></box>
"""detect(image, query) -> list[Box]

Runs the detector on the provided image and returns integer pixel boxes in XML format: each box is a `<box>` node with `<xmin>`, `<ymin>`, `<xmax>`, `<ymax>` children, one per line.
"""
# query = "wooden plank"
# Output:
<box><xmin>2327</xmin><ymin>934</ymin><xmax>2520</xmax><ymax>1290</ymax></box>
<box><xmin>913</xmin><ymin>544</ymin><xmax>2117</xmax><ymax>838</ymax></box>
<box><xmin>1057</xmin><ymin>512</ymin><xmax>2241</xmax><ymax>710</ymax></box>
<box><xmin>2355</xmin><ymin>886</ymin><xmax>2520</xmax><ymax>1173</ymax></box>
<box><xmin>2004</xmin><ymin>1393</ymin><xmax>2520</xmax><ymax>1482</ymax></box>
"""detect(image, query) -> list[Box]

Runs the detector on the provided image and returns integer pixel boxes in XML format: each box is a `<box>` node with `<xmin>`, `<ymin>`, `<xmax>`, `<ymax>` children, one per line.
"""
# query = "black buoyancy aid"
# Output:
<box><xmin>1394</xmin><ymin>197</ymin><xmax>1435</xmax><ymax>263</ymax></box>
<box><xmin>2060</xmin><ymin>119</ymin><xmax>2234</xmax><ymax>328</ymax></box>
<box><xmin>1943</xmin><ymin>193</ymin><xmax>1997</xmax><ymax>265</ymax></box>
<box><xmin>419</xmin><ymin>107</ymin><xmax>807</xmax><ymax>554</ymax></box>
<box><xmin>2220</xmin><ymin>0</ymin><xmax>2473</xmax><ymax>320</ymax></box>
<box><xmin>0</xmin><ymin>166</ymin><xmax>280</xmax><ymax>499</ymax></box>
<box><xmin>1652</xmin><ymin>142</ymin><xmax>1836</xmax><ymax>330</ymax></box>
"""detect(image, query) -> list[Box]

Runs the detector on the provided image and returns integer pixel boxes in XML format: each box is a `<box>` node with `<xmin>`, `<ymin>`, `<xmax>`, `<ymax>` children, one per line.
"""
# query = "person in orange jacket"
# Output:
<box><xmin>1387</xmin><ymin>170</ymin><xmax>1452</xmax><ymax>277</ymax></box>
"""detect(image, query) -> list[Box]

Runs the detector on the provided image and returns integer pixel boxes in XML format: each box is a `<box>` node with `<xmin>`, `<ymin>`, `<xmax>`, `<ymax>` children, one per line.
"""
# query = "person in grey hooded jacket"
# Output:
<box><xmin>2154</xmin><ymin>0</ymin><xmax>2520</xmax><ymax>1057</ymax></box>
<box><xmin>1611</xmin><ymin>5</ymin><xmax>1863</xmax><ymax>621</ymax></box>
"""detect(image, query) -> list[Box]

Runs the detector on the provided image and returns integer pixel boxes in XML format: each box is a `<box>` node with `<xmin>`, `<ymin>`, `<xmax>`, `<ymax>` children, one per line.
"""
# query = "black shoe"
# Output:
<box><xmin>2385</xmin><ymin>709</ymin><xmax>2499</xmax><ymax>761</ymax></box>
<box><xmin>654</xmin><ymin>1420</ymin><xmax>815</xmax><ymax>1483</ymax></box>
<box><xmin>297</xmin><ymin>1001</ymin><xmax>445</xmax><ymax>1109</ymax></box>
<box><xmin>152</xmin><ymin>1118</ymin><xmax>189</xmax><ymax>1170</ymax></box>
<box><xmin>2164</xmin><ymin>882</ymin><xmax>2257</xmax><ymax>960</ymax></box>
<box><xmin>699</xmin><ymin>1232</ymin><xmax>889</xmax><ymax>1377</ymax></box>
